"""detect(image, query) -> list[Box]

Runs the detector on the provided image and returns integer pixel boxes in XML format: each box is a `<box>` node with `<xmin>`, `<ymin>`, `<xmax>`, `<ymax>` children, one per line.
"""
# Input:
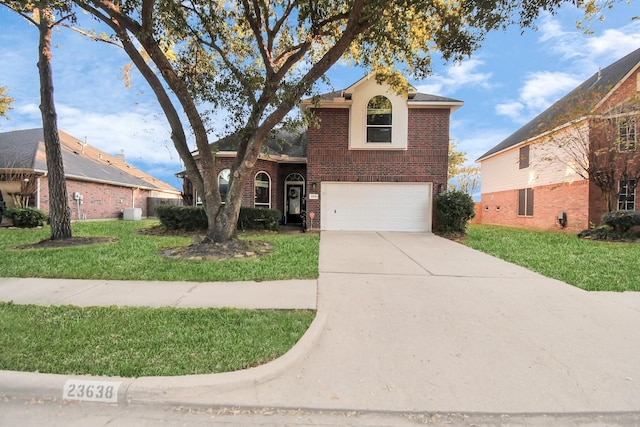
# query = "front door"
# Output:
<box><xmin>286</xmin><ymin>184</ymin><xmax>304</xmax><ymax>224</ymax></box>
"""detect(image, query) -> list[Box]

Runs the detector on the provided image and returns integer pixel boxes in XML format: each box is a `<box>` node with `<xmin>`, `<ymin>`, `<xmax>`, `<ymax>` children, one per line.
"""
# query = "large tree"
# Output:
<box><xmin>76</xmin><ymin>0</ymin><xmax>596</xmax><ymax>242</ymax></box>
<box><xmin>1</xmin><ymin>1</ymin><xmax>74</xmax><ymax>239</ymax></box>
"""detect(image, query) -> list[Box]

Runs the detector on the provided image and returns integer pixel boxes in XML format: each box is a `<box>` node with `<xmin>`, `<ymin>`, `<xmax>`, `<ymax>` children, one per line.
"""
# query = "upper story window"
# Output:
<box><xmin>218</xmin><ymin>168</ymin><xmax>230</xmax><ymax>203</ymax></box>
<box><xmin>519</xmin><ymin>145</ymin><xmax>530</xmax><ymax>169</ymax></box>
<box><xmin>366</xmin><ymin>96</ymin><xmax>392</xmax><ymax>143</ymax></box>
<box><xmin>619</xmin><ymin>118</ymin><xmax>637</xmax><ymax>152</ymax></box>
<box><xmin>254</xmin><ymin>171</ymin><xmax>271</xmax><ymax>208</ymax></box>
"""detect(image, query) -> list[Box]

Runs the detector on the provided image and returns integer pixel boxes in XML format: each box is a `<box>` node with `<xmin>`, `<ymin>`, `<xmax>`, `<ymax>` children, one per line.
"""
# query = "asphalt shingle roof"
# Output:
<box><xmin>477</xmin><ymin>47</ymin><xmax>640</xmax><ymax>161</ymax></box>
<box><xmin>210</xmin><ymin>129</ymin><xmax>307</xmax><ymax>158</ymax></box>
<box><xmin>0</xmin><ymin>128</ymin><xmax>179</xmax><ymax>194</ymax></box>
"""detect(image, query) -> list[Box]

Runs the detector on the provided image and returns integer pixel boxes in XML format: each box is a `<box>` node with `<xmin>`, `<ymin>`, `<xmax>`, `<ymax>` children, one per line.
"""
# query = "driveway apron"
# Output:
<box><xmin>131</xmin><ymin>231</ymin><xmax>640</xmax><ymax>413</ymax></box>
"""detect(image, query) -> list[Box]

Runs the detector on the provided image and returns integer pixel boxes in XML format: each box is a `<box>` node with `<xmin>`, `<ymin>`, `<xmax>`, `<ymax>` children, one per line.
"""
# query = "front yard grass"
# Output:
<box><xmin>0</xmin><ymin>220</ymin><xmax>319</xmax><ymax>281</ymax></box>
<box><xmin>0</xmin><ymin>302</ymin><xmax>314</xmax><ymax>377</ymax></box>
<box><xmin>464</xmin><ymin>224</ymin><xmax>640</xmax><ymax>292</ymax></box>
<box><xmin>0</xmin><ymin>220</ymin><xmax>319</xmax><ymax>377</ymax></box>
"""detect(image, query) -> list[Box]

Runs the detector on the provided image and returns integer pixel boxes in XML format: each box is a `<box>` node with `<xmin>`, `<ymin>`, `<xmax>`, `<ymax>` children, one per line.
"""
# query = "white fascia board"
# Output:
<box><xmin>478</xmin><ymin>116</ymin><xmax>589</xmax><ymax>162</ymax></box>
<box><xmin>408</xmin><ymin>101</ymin><xmax>464</xmax><ymax>112</ymax></box>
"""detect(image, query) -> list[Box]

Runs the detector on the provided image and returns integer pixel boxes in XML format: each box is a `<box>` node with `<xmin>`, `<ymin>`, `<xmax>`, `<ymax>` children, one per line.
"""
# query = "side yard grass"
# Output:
<box><xmin>464</xmin><ymin>224</ymin><xmax>640</xmax><ymax>292</ymax></box>
<box><xmin>0</xmin><ymin>220</ymin><xmax>319</xmax><ymax>281</ymax></box>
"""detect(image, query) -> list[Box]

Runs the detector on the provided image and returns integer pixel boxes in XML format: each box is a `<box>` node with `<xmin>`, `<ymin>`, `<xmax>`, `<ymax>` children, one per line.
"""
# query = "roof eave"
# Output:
<box><xmin>477</xmin><ymin>116</ymin><xmax>589</xmax><ymax>162</ymax></box>
<box><xmin>408</xmin><ymin>101</ymin><xmax>464</xmax><ymax>112</ymax></box>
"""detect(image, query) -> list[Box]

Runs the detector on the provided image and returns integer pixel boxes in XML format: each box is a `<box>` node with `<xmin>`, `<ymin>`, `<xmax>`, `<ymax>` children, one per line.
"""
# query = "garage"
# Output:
<box><xmin>320</xmin><ymin>182</ymin><xmax>432</xmax><ymax>232</ymax></box>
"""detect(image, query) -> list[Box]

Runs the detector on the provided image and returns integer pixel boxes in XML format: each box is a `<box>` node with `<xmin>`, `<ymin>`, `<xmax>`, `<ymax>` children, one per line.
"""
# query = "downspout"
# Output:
<box><xmin>36</xmin><ymin>177</ymin><xmax>41</xmax><ymax>209</ymax></box>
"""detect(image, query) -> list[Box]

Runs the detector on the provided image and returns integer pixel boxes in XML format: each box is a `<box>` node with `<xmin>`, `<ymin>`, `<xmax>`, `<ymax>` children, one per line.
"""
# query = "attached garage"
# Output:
<box><xmin>320</xmin><ymin>182</ymin><xmax>432</xmax><ymax>232</ymax></box>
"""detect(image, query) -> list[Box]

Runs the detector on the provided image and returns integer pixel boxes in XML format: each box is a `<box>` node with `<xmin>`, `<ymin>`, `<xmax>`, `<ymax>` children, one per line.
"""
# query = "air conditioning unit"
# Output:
<box><xmin>123</xmin><ymin>208</ymin><xmax>142</xmax><ymax>221</ymax></box>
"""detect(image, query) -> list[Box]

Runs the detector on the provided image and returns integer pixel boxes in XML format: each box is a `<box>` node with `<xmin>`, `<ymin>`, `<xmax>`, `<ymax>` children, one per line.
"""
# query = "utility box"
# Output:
<box><xmin>123</xmin><ymin>208</ymin><xmax>142</xmax><ymax>221</ymax></box>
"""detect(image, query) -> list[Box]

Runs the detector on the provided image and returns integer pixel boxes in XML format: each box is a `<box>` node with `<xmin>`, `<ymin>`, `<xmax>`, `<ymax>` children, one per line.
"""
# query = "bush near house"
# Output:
<box><xmin>4</xmin><ymin>207</ymin><xmax>47</xmax><ymax>228</ymax></box>
<box><xmin>577</xmin><ymin>210</ymin><xmax>640</xmax><ymax>241</ymax></box>
<box><xmin>434</xmin><ymin>190</ymin><xmax>476</xmax><ymax>233</ymax></box>
<box><xmin>602</xmin><ymin>210</ymin><xmax>640</xmax><ymax>232</ymax></box>
<box><xmin>155</xmin><ymin>205</ymin><xmax>280</xmax><ymax>231</ymax></box>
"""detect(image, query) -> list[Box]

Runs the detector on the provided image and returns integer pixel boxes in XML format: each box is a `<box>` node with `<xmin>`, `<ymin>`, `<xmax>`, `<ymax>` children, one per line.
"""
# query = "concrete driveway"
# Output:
<box><xmin>126</xmin><ymin>231</ymin><xmax>640</xmax><ymax>413</ymax></box>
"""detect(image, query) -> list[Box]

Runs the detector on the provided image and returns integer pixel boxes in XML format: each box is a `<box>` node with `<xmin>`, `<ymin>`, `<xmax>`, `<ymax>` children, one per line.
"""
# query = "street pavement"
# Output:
<box><xmin>2</xmin><ymin>231</ymin><xmax>640</xmax><ymax>423</ymax></box>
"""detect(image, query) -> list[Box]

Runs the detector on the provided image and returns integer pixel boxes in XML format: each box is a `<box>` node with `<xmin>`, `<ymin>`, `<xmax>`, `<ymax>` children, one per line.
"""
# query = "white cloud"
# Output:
<box><xmin>415</xmin><ymin>58</ymin><xmax>492</xmax><ymax>96</ymax></box>
<box><xmin>538</xmin><ymin>15</ymin><xmax>640</xmax><ymax>72</ymax></box>
<box><xmin>495</xmin><ymin>101</ymin><xmax>525</xmax><ymax>122</ymax></box>
<box><xmin>495</xmin><ymin>72</ymin><xmax>580</xmax><ymax>123</ymax></box>
<box><xmin>519</xmin><ymin>72</ymin><xmax>581</xmax><ymax>111</ymax></box>
<box><xmin>55</xmin><ymin>104</ymin><xmax>183</xmax><ymax>168</ymax></box>
<box><xmin>450</xmin><ymin>118</ymin><xmax>512</xmax><ymax>163</ymax></box>
<box><xmin>493</xmin><ymin>14</ymin><xmax>640</xmax><ymax>125</ymax></box>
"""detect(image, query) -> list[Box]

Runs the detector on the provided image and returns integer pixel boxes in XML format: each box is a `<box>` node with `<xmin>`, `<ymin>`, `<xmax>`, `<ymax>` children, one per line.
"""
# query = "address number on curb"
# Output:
<box><xmin>63</xmin><ymin>379</ymin><xmax>121</xmax><ymax>403</ymax></box>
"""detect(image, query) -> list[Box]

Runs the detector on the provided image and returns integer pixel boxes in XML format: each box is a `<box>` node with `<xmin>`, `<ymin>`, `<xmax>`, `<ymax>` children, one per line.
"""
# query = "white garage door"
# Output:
<box><xmin>321</xmin><ymin>182</ymin><xmax>432</xmax><ymax>232</ymax></box>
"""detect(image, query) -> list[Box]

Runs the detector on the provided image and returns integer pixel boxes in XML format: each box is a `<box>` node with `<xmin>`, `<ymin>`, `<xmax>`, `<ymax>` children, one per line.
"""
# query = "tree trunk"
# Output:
<box><xmin>37</xmin><ymin>9</ymin><xmax>72</xmax><ymax>240</ymax></box>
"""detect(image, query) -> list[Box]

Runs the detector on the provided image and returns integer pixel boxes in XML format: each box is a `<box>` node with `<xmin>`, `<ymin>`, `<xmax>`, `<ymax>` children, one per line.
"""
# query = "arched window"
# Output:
<box><xmin>218</xmin><ymin>168</ymin><xmax>230</xmax><ymax>203</ymax></box>
<box><xmin>254</xmin><ymin>171</ymin><xmax>271</xmax><ymax>208</ymax></box>
<box><xmin>366</xmin><ymin>95</ymin><xmax>392</xmax><ymax>143</ymax></box>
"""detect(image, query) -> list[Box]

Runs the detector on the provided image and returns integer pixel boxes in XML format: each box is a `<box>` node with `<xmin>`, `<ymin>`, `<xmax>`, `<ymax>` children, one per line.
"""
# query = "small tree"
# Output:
<box><xmin>0</xmin><ymin>86</ymin><xmax>12</xmax><ymax>122</ymax></box>
<box><xmin>448</xmin><ymin>140</ymin><xmax>480</xmax><ymax>194</ymax></box>
<box><xmin>537</xmin><ymin>94</ymin><xmax>640</xmax><ymax>213</ymax></box>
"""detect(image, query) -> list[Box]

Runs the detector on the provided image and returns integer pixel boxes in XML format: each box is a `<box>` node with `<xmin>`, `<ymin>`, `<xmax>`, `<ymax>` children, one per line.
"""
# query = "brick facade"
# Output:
<box><xmin>38</xmin><ymin>178</ymin><xmax>151</xmax><ymax>220</ymax></box>
<box><xmin>213</xmin><ymin>157</ymin><xmax>307</xmax><ymax>219</ymax></box>
<box><xmin>480</xmin><ymin>180</ymin><xmax>592</xmax><ymax>231</ymax></box>
<box><xmin>306</xmin><ymin>108</ymin><xmax>450</xmax><ymax>227</ymax></box>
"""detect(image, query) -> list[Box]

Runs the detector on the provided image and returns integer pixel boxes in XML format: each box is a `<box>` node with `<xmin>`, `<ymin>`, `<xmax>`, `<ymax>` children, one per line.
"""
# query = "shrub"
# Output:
<box><xmin>434</xmin><ymin>190</ymin><xmax>476</xmax><ymax>233</ymax></box>
<box><xmin>155</xmin><ymin>205</ymin><xmax>208</xmax><ymax>231</ymax></box>
<box><xmin>602</xmin><ymin>210</ymin><xmax>640</xmax><ymax>232</ymax></box>
<box><xmin>237</xmin><ymin>207</ymin><xmax>280</xmax><ymax>231</ymax></box>
<box><xmin>155</xmin><ymin>205</ymin><xmax>280</xmax><ymax>231</ymax></box>
<box><xmin>4</xmin><ymin>207</ymin><xmax>47</xmax><ymax>228</ymax></box>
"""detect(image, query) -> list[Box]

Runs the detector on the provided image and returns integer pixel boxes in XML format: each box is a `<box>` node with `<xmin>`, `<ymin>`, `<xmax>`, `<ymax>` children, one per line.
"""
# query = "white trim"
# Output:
<box><xmin>254</xmin><ymin>171</ymin><xmax>271</xmax><ymax>209</ymax></box>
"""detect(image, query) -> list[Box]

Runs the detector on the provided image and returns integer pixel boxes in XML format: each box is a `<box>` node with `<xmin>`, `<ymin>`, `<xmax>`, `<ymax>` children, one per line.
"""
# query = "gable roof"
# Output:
<box><xmin>0</xmin><ymin>128</ymin><xmax>180</xmax><ymax>194</ymax></box>
<box><xmin>308</xmin><ymin>78</ymin><xmax>463</xmax><ymax>111</ymax></box>
<box><xmin>477</xmin><ymin>47</ymin><xmax>640</xmax><ymax>161</ymax></box>
<box><xmin>209</xmin><ymin>128</ymin><xmax>307</xmax><ymax>160</ymax></box>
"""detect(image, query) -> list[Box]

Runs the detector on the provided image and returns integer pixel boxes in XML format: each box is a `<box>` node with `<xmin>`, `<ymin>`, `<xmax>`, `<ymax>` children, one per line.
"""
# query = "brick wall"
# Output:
<box><xmin>39</xmin><ymin>178</ymin><xmax>150</xmax><ymax>220</ymax></box>
<box><xmin>306</xmin><ymin>108</ymin><xmax>450</xmax><ymax>227</ymax></box>
<box><xmin>480</xmin><ymin>180</ymin><xmax>591</xmax><ymax>231</ymax></box>
<box><xmin>214</xmin><ymin>157</ymin><xmax>306</xmax><ymax>215</ymax></box>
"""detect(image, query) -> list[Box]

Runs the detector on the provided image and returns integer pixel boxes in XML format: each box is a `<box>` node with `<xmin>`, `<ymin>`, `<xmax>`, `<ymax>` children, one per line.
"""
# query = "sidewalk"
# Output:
<box><xmin>0</xmin><ymin>278</ymin><xmax>317</xmax><ymax>309</ymax></box>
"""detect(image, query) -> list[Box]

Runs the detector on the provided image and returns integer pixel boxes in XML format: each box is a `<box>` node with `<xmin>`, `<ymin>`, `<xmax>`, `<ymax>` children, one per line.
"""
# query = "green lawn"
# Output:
<box><xmin>0</xmin><ymin>220</ymin><xmax>319</xmax><ymax>281</ymax></box>
<box><xmin>464</xmin><ymin>224</ymin><xmax>640</xmax><ymax>292</ymax></box>
<box><xmin>0</xmin><ymin>302</ymin><xmax>315</xmax><ymax>377</ymax></box>
<box><xmin>0</xmin><ymin>220</ymin><xmax>319</xmax><ymax>377</ymax></box>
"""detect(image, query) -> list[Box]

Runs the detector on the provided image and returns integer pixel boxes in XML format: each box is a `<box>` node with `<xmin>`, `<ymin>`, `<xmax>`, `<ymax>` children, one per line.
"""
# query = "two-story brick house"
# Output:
<box><xmin>477</xmin><ymin>47</ymin><xmax>640</xmax><ymax>232</ymax></box>
<box><xmin>185</xmin><ymin>74</ymin><xmax>462</xmax><ymax>232</ymax></box>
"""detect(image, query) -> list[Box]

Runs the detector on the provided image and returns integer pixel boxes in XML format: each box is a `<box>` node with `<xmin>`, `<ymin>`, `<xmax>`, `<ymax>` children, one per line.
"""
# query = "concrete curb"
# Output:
<box><xmin>0</xmin><ymin>312</ymin><xmax>327</xmax><ymax>406</ymax></box>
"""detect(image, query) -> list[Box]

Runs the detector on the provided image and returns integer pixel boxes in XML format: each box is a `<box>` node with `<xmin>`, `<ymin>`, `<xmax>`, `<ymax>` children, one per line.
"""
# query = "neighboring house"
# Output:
<box><xmin>181</xmin><ymin>74</ymin><xmax>462</xmax><ymax>232</ymax></box>
<box><xmin>477</xmin><ymin>47</ymin><xmax>640</xmax><ymax>231</ymax></box>
<box><xmin>0</xmin><ymin>128</ymin><xmax>181</xmax><ymax>224</ymax></box>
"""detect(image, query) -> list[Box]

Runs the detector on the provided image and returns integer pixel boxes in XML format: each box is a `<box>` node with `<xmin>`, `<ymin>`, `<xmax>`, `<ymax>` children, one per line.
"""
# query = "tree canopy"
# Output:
<box><xmin>44</xmin><ymin>0</ymin><xmax>609</xmax><ymax>240</ymax></box>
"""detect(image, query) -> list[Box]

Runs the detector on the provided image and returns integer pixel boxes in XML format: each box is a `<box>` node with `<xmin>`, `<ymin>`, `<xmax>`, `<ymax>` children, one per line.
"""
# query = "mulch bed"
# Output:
<box><xmin>12</xmin><ymin>226</ymin><xmax>275</xmax><ymax>261</ymax></box>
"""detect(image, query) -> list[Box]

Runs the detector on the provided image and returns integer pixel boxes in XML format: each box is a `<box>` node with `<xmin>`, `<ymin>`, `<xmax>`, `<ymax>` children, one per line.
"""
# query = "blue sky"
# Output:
<box><xmin>1</xmin><ymin>3</ymin><xmax>639</xmax><ymax>195</ymax></box>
